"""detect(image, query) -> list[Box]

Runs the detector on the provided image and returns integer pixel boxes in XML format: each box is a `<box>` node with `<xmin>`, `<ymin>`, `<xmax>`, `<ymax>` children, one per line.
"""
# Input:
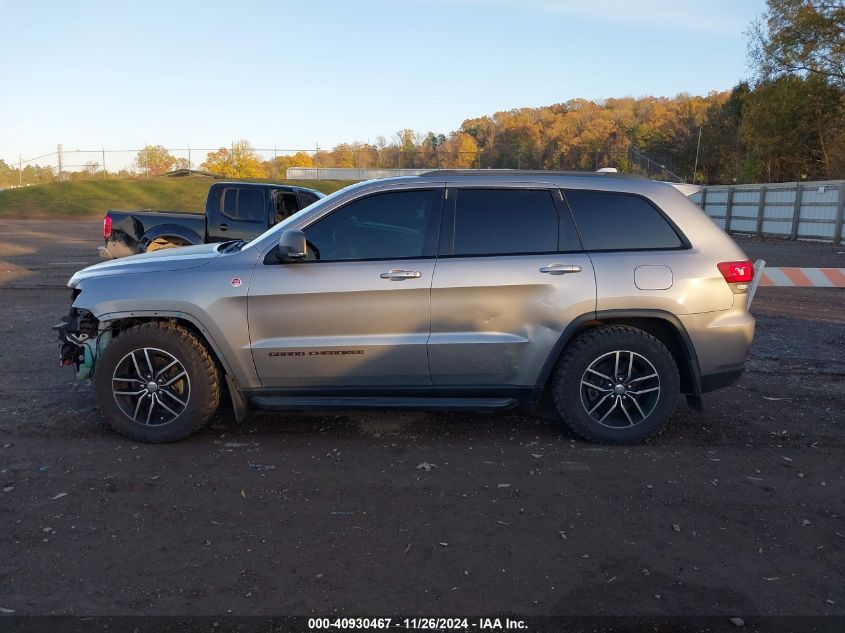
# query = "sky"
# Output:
<box><xmin>0</xmin><ymin>0</ymin><xmax>767</xmax><ymax>168</ymax></box>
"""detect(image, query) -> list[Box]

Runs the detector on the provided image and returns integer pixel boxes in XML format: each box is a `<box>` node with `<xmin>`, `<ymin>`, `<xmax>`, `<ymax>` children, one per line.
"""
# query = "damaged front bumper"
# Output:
<box><xmin>54</xmin><ymin>306</ymin><xmax>110</xmax><ymax>381</ymax></box>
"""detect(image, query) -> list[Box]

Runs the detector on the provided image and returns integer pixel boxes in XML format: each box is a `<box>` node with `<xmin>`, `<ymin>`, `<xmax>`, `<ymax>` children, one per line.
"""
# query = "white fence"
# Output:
<box><xmin>689</xmin><ymin>180</ymin><xmax>845</xmax><ymax>244</ymax></box>
<box><xmin>283</xmin><ymin>170</ymin><xmax>845</xmax><ymax>244</ymax></box>
<box><xmin>286</xmin><ymin>168</ymin><xmax>431</xmax><ymax>180</ymax></box>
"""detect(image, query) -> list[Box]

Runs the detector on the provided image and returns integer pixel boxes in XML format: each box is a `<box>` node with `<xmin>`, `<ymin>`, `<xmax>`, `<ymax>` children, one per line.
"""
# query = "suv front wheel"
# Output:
<box><xmin>553</xmin><ymin>326</ymin><xmax>680</xmax><ymax>444</ymax></box>
<box><xmin>93</xmin><ymin>322</ymin><xmax>220</xmax><ymax>442</ymax></box>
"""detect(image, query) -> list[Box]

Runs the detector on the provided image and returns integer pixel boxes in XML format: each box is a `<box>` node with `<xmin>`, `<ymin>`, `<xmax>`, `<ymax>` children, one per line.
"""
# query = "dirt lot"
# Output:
<box><xmin>0</xmin><ymin>220</ymin><xmax>843</xmax><ymax>619</ymax></box>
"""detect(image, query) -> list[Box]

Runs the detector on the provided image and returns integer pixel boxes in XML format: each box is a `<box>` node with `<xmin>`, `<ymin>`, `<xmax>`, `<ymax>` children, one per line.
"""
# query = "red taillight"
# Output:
<box><xmin>717</xmin><ymin>260</ymin><xmax>753</xmax><ymax>284</ymax></box>
<box><xmin>103</xmin><ymin>215</ymin><xmax>112</xmax><ymax>239</ymax></box>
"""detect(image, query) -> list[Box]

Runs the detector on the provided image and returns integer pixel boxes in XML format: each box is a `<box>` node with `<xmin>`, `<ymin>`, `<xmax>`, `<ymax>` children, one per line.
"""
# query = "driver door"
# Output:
<box><xmin>247</xmin><ymin>187</ymin><xmax>444</xmax><ymax>388</ymax></box>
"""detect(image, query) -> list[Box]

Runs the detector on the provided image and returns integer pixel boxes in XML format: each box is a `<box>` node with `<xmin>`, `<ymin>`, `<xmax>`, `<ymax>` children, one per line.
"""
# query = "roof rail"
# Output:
<box><xmin>419</xmin><ymin>169</ymin><xmax>647</xmax><ymax>180</ymax></box>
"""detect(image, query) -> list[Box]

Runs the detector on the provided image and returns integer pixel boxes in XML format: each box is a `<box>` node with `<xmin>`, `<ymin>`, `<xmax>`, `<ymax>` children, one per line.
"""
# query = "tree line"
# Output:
<box><xmin>2</xmin><ymin>0</ymin><xmax>842</xmax><ymax>187</ymax></box>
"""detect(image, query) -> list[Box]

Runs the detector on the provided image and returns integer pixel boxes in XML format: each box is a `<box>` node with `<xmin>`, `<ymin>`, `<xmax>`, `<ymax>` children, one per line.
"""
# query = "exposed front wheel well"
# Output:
<box><xmin>100</xmin><ymin>316</ymin><xmax>229</xmax><ymax>385</ymax></box>
<box><xmin>92</xmin><ymin>320</ymin><xmax>221</xmax><ymax>442</ymax></box>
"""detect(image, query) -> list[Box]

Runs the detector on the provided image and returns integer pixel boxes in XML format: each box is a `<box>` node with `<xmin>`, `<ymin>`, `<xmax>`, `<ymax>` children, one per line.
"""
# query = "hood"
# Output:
<box><xmin>69</xmin><ymin>242</ymin><xmax>222</xmax><ymax>288</ymax></box>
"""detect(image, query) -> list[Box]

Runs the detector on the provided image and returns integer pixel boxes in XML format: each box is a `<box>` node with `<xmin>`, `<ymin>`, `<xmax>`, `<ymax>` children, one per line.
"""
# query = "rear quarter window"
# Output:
<box><xmin>564</xmin><ymin>190</ymin><xmax>684</xmax><ymax>251</ymax></box>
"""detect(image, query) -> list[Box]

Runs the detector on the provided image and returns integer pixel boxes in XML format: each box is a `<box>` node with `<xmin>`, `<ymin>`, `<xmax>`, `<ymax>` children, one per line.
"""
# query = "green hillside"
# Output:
<box><xmin>0</xmin><ymin>177</ymin><xmax>349</xmax><ymax>218</ymax></box>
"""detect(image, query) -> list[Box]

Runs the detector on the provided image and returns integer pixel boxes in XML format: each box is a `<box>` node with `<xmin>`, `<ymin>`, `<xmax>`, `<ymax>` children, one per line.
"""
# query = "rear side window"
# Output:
<box><xmin>222</xmin><ymin>189</ymin><xmax>238</xmax><ymax>218</ymax></box>
<box><xmin>221</xmin><ymin>188</ymin><xmax>265</xmax><ymax>223</ymax></box>
<box><xmin>564</xmin><ymin>190</ymin><xmax>683</xmax><ymax>251</ymax></box>
<box><xmin>237</xmin><ymin>189</ymin><xmax>264</xmax><ymax>222</ymax></box>
<box><xmin>450</xmin><ymin>189</ymin><xmax>558</xmax><ymax>256</ymax></box>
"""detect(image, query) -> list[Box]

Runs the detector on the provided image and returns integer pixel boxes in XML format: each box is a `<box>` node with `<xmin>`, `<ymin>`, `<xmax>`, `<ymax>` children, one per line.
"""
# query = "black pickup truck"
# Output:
<box><xmin>100</xmin><ymin>181</ymin><xmax>324</xmax><ymax>258</ymax></box>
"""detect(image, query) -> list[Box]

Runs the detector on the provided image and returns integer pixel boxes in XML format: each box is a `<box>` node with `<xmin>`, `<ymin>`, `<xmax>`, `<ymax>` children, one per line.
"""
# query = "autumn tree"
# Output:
<box><xmin>695</xmin><ymin>84</ymin><xmax>750</xmax><ymax>184</ymax></box>
<box><xmin>265</xmin><ymin>151</ymin><xmax>314</xmax><ymax>178</ymax></box>
<box><xmin>135</xmin><ymin>145</ymin><xmax>176</xmax><ymax>176</ymax></box>
<box><xmin>0</xmin><ymin>160</ymin><xmax>16</xmax><ymax>187</ymax></box>
<box><xmin>201</xmin><ymin>140</ymin><xmax>266</xmax><ymax>178</ymax></box>
<box><xmin>421</xmin><ymin>132</ymin><xmax>447</xmax><ymax>167</ymax></box>
<box><xmin>289</xmin><ymin>151</ymin><xmax>314</xmax><ymax>168</ymax></box>
<box><xmin>742</xmin><ymin>74</ymin><xmax>844</xmax><ymax>181</ymax></box>
<box><xmin>446</xmin><ymin>132</ymin><xmax>479</xmax><ymax>168</ymax></box>
<box><xmin>749</xmin><ymin>0</ymin><xmax>845</xmax><ymax>86</ymax></box>
<box><xmin>395</xmin><ymin>129</ymin><xmax>420</xmax><ymax>167</ymax></box>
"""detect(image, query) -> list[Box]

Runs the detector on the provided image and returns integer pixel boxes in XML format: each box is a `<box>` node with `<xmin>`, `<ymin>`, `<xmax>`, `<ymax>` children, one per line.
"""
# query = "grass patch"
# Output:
<box><xmin>0</xmin><ymin>177</ymin><xmax>351</xmax><ymax>218</ymax></box>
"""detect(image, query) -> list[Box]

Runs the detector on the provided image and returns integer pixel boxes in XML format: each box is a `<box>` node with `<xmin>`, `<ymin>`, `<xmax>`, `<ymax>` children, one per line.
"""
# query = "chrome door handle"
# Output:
<box><xmin>380</xmin><ymin>269</ymin><xmax>422</xmax><ymax>281</ymax></box>
<box><xmin>539</xmin><ymin>264</ymin><xmax>582</xmax><ymax>275</ymax></box>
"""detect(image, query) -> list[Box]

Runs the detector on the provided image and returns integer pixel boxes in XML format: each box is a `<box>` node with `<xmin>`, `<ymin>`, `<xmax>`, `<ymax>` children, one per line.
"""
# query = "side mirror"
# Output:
<box><xmin>277</xmin><ymin>229</ymin><xmax>307</xmax><ymax>262</ymax></box>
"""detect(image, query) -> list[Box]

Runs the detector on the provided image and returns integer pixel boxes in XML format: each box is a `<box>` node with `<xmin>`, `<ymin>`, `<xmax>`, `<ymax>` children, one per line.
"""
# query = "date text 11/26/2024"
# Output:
<box><xmin>307</xmin><ymin>618</ymin><xmax>527</xmax><ymax>630</ymax></box>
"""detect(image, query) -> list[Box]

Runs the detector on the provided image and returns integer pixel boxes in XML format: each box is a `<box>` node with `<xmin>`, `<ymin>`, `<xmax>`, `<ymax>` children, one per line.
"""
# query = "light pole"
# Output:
<box><xmin>692</xmin><ymin>126</ymin><xmax>702</xmax><ymax>184</ymax></box>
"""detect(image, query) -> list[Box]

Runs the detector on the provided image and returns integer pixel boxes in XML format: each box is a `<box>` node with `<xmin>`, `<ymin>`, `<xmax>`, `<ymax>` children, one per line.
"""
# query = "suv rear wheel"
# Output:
<box><xmin>93</xmin><ymin>322</ymin><xmax>220</xmax><ymax>442</ymax></box>
<box><xmin>552</xmin><ymin>326</ymin><xmax>680</xmax><ymax>444</ymax></box>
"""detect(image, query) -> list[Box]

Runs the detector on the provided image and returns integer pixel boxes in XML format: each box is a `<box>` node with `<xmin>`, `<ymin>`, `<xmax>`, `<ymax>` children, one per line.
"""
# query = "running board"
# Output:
<box><xmin>249</xmin><ymin>396</ymin><xmax>519</xmax><ymax>412</ymax></box>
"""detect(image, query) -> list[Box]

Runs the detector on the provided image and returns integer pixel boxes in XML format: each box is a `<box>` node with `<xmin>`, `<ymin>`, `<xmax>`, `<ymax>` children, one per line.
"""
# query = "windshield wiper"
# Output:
<box><xmin>221</xmin><ymin>240</ymin><xmax>246</xmax><ymax>254</ymax></box>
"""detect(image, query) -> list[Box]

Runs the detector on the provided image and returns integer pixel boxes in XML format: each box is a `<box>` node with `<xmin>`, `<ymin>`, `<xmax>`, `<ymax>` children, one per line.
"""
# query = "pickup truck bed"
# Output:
<box><xmin>102</xmin><ymin>210</ymin><xmax>207</xmax><ymax>259</ymax></box>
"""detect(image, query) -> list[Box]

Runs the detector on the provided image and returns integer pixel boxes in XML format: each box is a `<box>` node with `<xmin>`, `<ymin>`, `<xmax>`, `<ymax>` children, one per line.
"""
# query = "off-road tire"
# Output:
<box><xmin>552</xmin><ymin>325</ymin><xmax>680</xmax><ymax>444</ymax></box>
<box><xmin>93</xmin><ymin>322</ymin><xmax>220</xmax><ymax>442</ymax></box>
<box><xmin>145</xmin><ymin>236</ymin><xmax>190</xmax><ymax>252</ymax></box>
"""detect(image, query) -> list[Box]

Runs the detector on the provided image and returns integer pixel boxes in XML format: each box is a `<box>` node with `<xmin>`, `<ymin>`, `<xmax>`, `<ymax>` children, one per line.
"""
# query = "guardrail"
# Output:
<box><xmin>689</xmin><ymin>180</ymin><xmax>845</xmax><ymax>244</ymax></box>
<box><xmin>759</xmin><ymin>267</ymin><xmax>845</xmax><ymax>287</ymax></box>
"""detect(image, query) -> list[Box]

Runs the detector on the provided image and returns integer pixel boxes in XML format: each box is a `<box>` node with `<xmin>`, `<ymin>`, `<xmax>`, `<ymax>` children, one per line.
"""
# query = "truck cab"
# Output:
<box><xmin>205</xmin><ymin>182</ymin><xmax>323</xmax><ymax>242</ymax></box>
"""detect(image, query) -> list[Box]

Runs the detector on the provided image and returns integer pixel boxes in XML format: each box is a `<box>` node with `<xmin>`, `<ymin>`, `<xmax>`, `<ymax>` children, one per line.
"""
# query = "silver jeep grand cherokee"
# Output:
<box><xmin>56</xmin><ymin>171</ymin><xmax>755</xmax><ymax>444</ymax></box>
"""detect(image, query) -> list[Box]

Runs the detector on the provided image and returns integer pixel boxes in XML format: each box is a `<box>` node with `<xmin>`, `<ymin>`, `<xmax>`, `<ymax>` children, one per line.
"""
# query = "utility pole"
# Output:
<box><xmin>188</xmin><ymin>145</ymin><xmax>192</xmax><ymax>170</ymax></box>
<box><xmin>57</xmin><ymin>144</ymin><xmax>63</xmax><ymax>181</ymax></box>
<box><xmin>692</xmin><ymin>126</ymin><xmax>702</xmax><ymax>184</ymax></box>
<box><xmin>18</xmin><ymin>154</ymin><xmax>22</xmax><ymax>187</ymax></box>
<box><xmin>102</xmin><ymin>146</ymin><xmax>107</xmax><ymax>179</ymax></box>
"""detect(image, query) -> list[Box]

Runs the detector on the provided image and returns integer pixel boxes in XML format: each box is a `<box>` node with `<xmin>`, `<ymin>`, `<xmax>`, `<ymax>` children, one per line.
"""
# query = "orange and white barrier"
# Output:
<box><xmin>758</xmin><ymin>267</ymin><xmax>845</xmax><ymax>287</ymax></box>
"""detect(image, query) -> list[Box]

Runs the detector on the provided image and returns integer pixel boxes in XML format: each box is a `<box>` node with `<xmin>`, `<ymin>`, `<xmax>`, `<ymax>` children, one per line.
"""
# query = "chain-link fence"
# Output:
<box><xmin>0</xmin><ymin>146</ymin><xmax>480</xmax><ymax>188</ymax></box>
<box><xmin>1</xmin><ymin>144</ymin><xmax>687</xmax><ymax>189</ymax></box>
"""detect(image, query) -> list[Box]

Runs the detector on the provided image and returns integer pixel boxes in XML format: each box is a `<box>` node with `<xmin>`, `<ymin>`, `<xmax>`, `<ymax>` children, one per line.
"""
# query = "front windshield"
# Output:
<box><xmin>242</xmin><ymin>181</ymin><xmax>367</xmax><ymax>252</ymax></box>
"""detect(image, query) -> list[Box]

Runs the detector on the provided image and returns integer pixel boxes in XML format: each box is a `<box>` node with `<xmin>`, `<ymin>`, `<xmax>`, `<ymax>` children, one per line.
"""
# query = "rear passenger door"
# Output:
<box><xmin>208</xmin><ymin>186</ymin><xmax>270</xmax><ymax>241</ymax></box>
<box><xmin>428</xmin><ymin>185</ymin><xmax>596</xmax><ymax>388</ymax></box>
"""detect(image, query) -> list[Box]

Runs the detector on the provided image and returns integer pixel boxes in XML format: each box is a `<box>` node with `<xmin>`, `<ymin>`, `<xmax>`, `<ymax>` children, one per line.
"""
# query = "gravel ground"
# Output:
<box><xmin>0</xmin><ymin>220</ymin><xmax>842</xmax><ymax>620</ymax></box>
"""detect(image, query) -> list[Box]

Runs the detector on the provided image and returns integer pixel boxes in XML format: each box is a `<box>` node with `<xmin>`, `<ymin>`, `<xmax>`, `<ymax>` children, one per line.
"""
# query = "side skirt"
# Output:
<box><xmin>249</xmin><ymin>396</ymin><xmax>520</xmax><ymax>412</ymax></box>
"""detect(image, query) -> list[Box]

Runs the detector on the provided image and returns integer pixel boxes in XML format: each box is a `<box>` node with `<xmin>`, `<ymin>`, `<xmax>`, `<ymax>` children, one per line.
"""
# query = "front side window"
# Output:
<box><xmin>564</xmin><ymin>190</ymin><xmax>683</xmax><ymax>251</ymax></box>
<box><xmin>304</xmin><ymin>189</ymin><xmax>439</xmax><ymax>261</ymax></box>
<box><xmin>298</xmin><ymin>191</ymin><xmax>320</xmax><ymax>208</ymax></box>
<box><xmin>274</xmin><ymin>192</ymin><xmax>300</xmax><ymax>224</ymax></box>
<box><xmin>450</xmin><ymin>189</ymin><xmax>559</xmax><ymax>256</ymax></box>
